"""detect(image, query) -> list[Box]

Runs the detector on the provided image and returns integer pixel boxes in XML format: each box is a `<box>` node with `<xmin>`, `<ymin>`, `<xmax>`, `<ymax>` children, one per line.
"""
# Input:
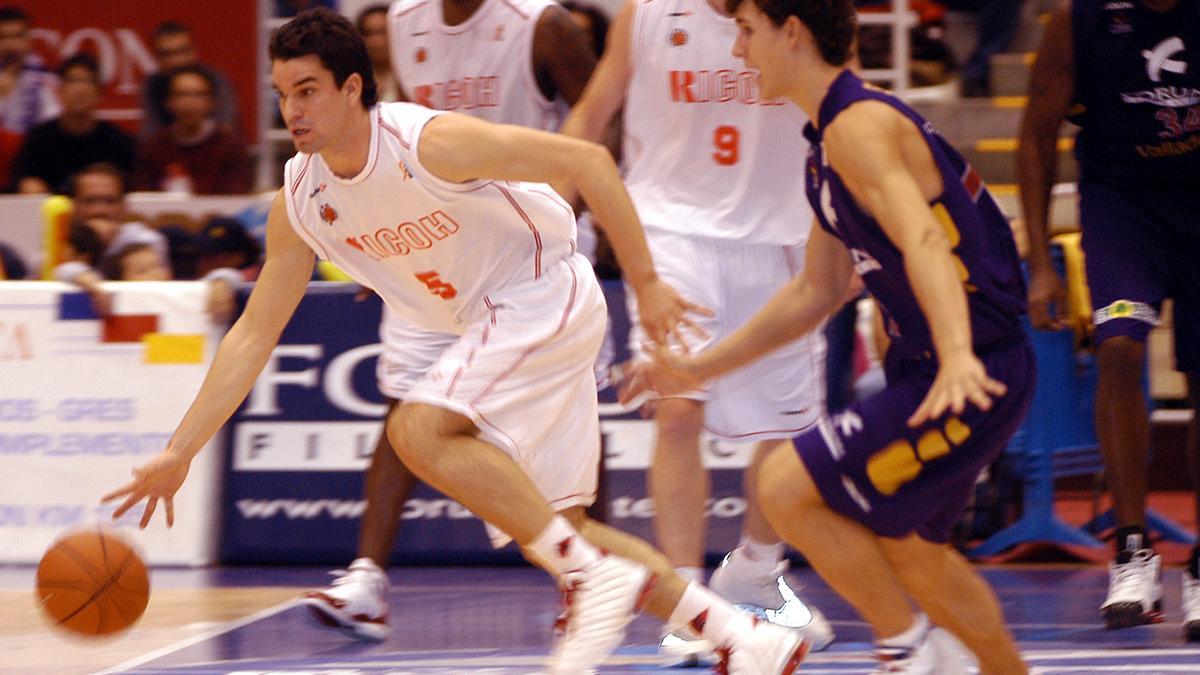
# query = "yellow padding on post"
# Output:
<box><xmin>143</xmin><ymin>334</ymin><xmax>205</xmax><ymax>364</ymax></box>
<box><xmin>41</xmin><ymin>195</ymin><xmax>73</xmax><ymax>280</ymax></box>
<box><xmin>867</xmin><ymin>440</ymin><xmax>921</xmax><ymax>497</ymax></box>
<box><xmin>1052</xmin><ymin>232</ymin><xmax>1093</xmax><ymax>348</ymax></box>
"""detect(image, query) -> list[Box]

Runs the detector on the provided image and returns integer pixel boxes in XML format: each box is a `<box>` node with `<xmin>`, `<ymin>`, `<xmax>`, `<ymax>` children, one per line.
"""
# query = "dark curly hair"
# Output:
<box><xmin>724</xmin><ymin>0</ymin><xmax>856</xmax><ymax>66</ymax></box>
<box><xmin>269</xmin><ymin>7</ymin><xmax>378</xmax><ymax>109</ymax></box>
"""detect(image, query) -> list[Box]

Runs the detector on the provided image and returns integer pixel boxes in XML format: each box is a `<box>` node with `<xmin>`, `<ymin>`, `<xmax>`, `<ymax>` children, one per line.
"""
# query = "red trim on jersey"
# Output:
<box><xmin>500</xmin><ymin>0</ymin><xmax>530</xmax><ymax>20</ymax></box>
<box><xmin>549</xmin><ymin>491</ymin><xmax>597</xmax><ymax>506</ymax></box>
<box><xmin>484</xmin><ymin>295</ymin><xmax>500</xmax><ymax>326</ymax></box>
<box><xmin>495</xmin><ymin>185</ymin><xmax>543</xmax><ymax>280</ymax></box>
<box><xmin>703</xmin><ymin>415</ymin><xmax>819</xmax><ymax>440</ymax></box>
<box><xmin>961</xmin><ymin>165</ymin><xmax>984</xmax><ymax>202</ymax></box>
<box><xmin>526</xmin><ymin>187</ymin><xmax>574</xmax><ymax>220</ymax></box>
<box><xmin>469</xmin><ymin>263</ymin><xmax>579</xmax><ymax>406</ymax></box>
<box><xmin>290</xmin><ymin>155</ymin><xmax>312</xmax><ymax>196</ymax></box>
<box><xmin>472</xmin><ymin>407</ymin><xmax>521</xmax><ymax>455</ymax></box>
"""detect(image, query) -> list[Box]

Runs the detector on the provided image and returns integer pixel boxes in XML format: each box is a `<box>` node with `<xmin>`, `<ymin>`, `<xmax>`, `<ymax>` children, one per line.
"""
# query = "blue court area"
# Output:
<box><xmin>98</xmin><ymin>565</ymin><xmax>1200</xmax><ymax>674</ymax></box>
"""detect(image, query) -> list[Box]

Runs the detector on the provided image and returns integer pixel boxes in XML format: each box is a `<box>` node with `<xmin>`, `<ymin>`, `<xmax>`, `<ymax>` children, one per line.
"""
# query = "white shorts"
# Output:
<box><xmin>404</xmin><ymin>254</ymin><xmax>606</xmax><ymax>546</ymax></box>
<box><xmin>377</xmin><ymin>308</ymin><xmax>457</xmax><ymax>400</ymax></box>
<box><xmin>628</xmin><ymin>230</ymin><xmax>826</xmax><ymax>441</ymax></box>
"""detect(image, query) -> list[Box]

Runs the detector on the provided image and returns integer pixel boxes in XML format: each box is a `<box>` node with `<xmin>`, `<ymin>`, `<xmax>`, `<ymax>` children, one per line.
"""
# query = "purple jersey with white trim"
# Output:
<box><xmin>803</xmin><ymin>70</ymin><xmax>1026</xmax><ymax>362</ymax></box>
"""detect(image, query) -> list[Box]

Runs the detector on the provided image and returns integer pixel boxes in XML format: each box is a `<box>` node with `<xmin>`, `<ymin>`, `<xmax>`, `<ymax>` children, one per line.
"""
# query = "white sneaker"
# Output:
<box><xmin>1183</xmin><ymin>570</ymin><xmax>1200</xmax><ymax>642</ymax></box>
<box><xmin>871</xmin><ymin>629</ymin><xmax>937</xmax><ymax>674</ymax></box>
<box><xmin>1100</xmin><ymin>548</ymin><xmax>1164</xmax><ymax>629</ymax></box>
<box><xmin>715</xmin><ymin>621</ymin><xmax>809</xmax><ymax>675</ymax></box>
<box><xmin>550</xmin><ymin>555</ymin><xmax>654</xmax><ymax>675</ymax></box>
<box><xmin>927</xmin><ymin>627</ymin><xmax>980</xmax><ymax>674</ymax></box>
<box><xmin>300</xmin><ymin>557</ymin><xmax>389</xmax><ymax>641</ymax></box>
<box><xmin>658</xmin><ymin>628</ymin><xmax>713</xmax><ymax>667</ymax></box>
<box><xmin>709</xmin><ymin>552</ymin><xmax>835</xmax><ymax>651</ymax></box>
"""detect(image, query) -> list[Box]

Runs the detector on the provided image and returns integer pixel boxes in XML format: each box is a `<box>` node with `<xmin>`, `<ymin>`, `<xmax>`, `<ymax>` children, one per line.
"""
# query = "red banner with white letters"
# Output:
<box><xmin>25</xmin><ymin>2</ymin><xmax>258</xmax><ymax>140</ymax></box>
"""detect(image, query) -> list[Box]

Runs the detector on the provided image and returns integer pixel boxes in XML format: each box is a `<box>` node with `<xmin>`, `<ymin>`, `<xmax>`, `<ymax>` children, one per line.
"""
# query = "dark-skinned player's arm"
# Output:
<box><xmin>1017</xmin><ymin>2</ymin><xmax>1074</xmax><ymax>331</ymax></box>
<box><xmin>418</xmin><ymin>112</ymin><xmax>711</xmax><ymax>347</ymax></box>
<box><xmin>534</xmin><ymin>3</ymin><xmax>599</xmax><ymax>105</ymax></box>
<box><xmin>825</xmin><ymin>100</ymin><xmax>1006</xmax><ymax>427</ymax></box>
<box><xmin>102</xmin><ymin>191</ymin><xmax>315</xmax><ymax>527</ymax></box>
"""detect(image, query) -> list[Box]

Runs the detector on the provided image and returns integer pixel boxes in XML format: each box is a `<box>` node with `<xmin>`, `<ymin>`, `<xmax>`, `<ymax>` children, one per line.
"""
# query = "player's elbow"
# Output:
<box><xmin>565</xmin><ymin>140</ymin><xmax>616</xmax><ymax>188</ymax></box>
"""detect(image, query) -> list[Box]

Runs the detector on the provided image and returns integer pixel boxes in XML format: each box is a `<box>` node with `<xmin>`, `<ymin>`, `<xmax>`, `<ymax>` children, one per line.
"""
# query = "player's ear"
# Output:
<box><xmin>782</xmin><ymin>15</ymin><xmax>805</xmax><ymax>51</ymax></box>
<box><xmin>343</xmin><ymin>72</ymin><xmax>363</xmax><ymax>103</ymax></box>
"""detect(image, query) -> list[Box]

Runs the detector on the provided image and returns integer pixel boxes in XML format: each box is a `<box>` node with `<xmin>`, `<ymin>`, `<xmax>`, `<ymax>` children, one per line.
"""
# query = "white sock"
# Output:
<box><xmin>877</xmin><ymin>613</ymin><xmax>930</xmax><ymax>649</ymax></box>
<box><xmin>528</xmin><ymin>516</ymin><xmax>602</xmax><ymax>576</ymax></box>
<box><xmin>674</xmin><ymin>566</ymin><xmax>704</xmax><ymax>585</ymax></box>
<box><xmin>667</xmin><ymin>581</ymin><xmax>755</xmax><ymax>646</ymax></box>
<box><xmin>732</xmin><ymin>537</ymin><xmax>784</xmax><ymax>578</ymax></box>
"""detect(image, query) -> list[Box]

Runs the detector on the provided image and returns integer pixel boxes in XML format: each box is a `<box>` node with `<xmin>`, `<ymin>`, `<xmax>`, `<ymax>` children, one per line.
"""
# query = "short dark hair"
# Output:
<box><xmin>153</xmin><ymin>21</ymin><xmax>191</xmax><ymax>42</ymax></box>
<box><xmin>70</xmin><ymin>162</ymin><xmax>127</xmax><ymax>197</ymax></box>
<box><xmin>67</xmin><ymin>219</ymin><xmax>105</xmax><ymax>267</ymax></box>
<box><xmin>166</xmin><ymin>63</ymin><xmax>216</xmax><ymax>95</ymax></box>
<box><xmin>355</xmin><ymin>4</ymin><xmax>390</xmax><ymax>33</ymax></box>
<box><xmin>0</xmin><ymin>6</ymin><xmax>29</xmax><ymax>25</ymax></box>
<box><xmin>724</xmin><ymin>0</ymin><xmax>856</xmax><ymax>66</ymax></box>
<box><xmin>57</xmin><ymin>53</ymin><xmax>100</xmax><ymax>82</ymax></box>
<box><xmin>103</xmin><ymin>242</ymin><xmax>157</xmax><ymax>280</ymax></box>
<box><xmin>270</xmin><ymin>8</ymin><xmax>378</xmax><ymax>109</ymax></box>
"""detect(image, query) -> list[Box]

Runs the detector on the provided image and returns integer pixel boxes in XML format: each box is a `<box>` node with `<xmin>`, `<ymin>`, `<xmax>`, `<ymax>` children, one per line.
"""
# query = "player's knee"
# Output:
<box><xmin>757</xmin><ymin>444</ymin><xmax>820</xmax><ymax>523</ymax></box>
<box><xmin>1097</xmin><ymin>336</ymin><xmax>1146</xmax><ymax>384</ymax></box>
<box><xmin>654</xmin><ymin>398</ymin><xmax>704</xmax><ymax>442</ymax></box>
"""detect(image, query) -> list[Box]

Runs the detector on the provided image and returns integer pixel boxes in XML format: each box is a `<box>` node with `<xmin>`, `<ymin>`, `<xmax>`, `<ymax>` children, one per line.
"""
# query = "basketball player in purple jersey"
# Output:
<box><xmin>1018</xmin><ymin>0</ymin><xmax>1200</xmax><ymax>638</ymax></box>
<box><xmin>631</xmin><ymin>0</ymin><xmax>1033</xmax><ymax>671</ymax></box>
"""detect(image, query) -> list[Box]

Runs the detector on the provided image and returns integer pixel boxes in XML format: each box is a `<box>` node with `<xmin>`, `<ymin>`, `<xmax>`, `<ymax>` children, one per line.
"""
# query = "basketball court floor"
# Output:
<box><xmin>3</xmin><ymin>563</ymin><xmax>1199</xmax><ymax>674</ymax></box>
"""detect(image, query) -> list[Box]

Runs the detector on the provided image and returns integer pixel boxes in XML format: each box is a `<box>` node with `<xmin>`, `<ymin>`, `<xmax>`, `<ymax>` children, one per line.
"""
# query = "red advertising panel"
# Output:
<box><xmin>26</xmin><ymin>3</ymin><xmax>259</xmax><ymax>141</ymax></box>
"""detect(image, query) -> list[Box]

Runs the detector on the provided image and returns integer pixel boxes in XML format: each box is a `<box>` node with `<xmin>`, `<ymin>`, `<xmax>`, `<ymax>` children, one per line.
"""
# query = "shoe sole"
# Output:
<box><xmin>300</xmin><ymin>595</ymin><xmax>388</xmax><ymax>642</ymax></box>
<box><xmin>780</xmin><ymin>639</ymin><xmax>811</xmax><ymax>675</ymax></box>
<box><xmin>1102</xmin><ymin>599</ymin><xmax>1164</xmax><ymax>630</ymax></box>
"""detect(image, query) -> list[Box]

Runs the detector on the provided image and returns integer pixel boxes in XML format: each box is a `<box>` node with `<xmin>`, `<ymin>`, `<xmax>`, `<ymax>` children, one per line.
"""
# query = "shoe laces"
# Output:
<box><xmin>1111</xmin><ymin>549</ymin><xmax>1154</xmax><ymax>590</ymax></box>
<box><xmin>327</xmin><ymin>562</ymin><xmax>384</xmax><ymax>591</ymax></box>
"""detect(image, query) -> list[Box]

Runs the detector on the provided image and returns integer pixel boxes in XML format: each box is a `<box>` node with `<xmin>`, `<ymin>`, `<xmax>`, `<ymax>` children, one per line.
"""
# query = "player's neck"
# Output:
<box><xmin>320</xmin><ymin>107</ymin><xmax>373</xmax><ymax>179</ymax></box>
<box><xmin>442</xmin><ymin>0</ymin><xmax>486</xmax><ymax>26</ymax></box>
<box><xmin>783</xmin><ymin>63</ymin><xmax>843</xmax><ymax>127</ymax></box>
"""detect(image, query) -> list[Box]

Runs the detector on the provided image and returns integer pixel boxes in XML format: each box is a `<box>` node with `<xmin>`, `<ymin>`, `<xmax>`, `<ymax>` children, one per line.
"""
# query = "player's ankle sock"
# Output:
<box><xmin>674</xmin><ymin>566</ymin><xmax>704</xmax><ymax>585</ymax></box>
<box><xmin>667</xmin><ymin>581</ymin><xmax>755</xmax><ymax>646</ymax></box>
<box><xmin>1188</xmin><ymin>545</ymin><xmax>1200</xmax><ymax>579</ymax></box>
<box><xmin>529</xmin><ymin>515</ymin><xmax>602</xmax><ymax>575</ymax></box>
<box><xmin>1114</xmin><ymin>526</ymin><xmax>1149</xmax><ymax>564</ymax></box>
<box><xmin>876</xmin><ymin>613</ymin><xmax>930</xmax><ymax>651</ymax></box>
<box><xmin>730</xmin><ymin>537</ymin><xmax>784</xmax><ymax>578</ymax></box>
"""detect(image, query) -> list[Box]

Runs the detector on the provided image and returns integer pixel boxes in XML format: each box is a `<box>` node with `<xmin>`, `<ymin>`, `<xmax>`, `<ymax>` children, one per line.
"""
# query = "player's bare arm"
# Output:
<box><xmin>1017</xmin><ymin>3</ymin><xmax>1073</xmax><ymax>331</ymax></box>
<box><xmin>824</xmin><ymin>102</ymin><xmax>1006</xmax><ymax>427</ymax></box>
<box><xmin>102</xmin><ymin>191</ymin><xmax>316</xmax><ymax>527</ymax></box>
<box><xmin>624</xmin><ymin>222</ymin><xmax>853</xmax><ymax>404</ymax></box>
<box><xmin>559</xmin><ymin>0</ymin><xmax>634</xmax><ymax>143</ymax></box>
<box><xmin>533</xmin><ymin>4</ymin><xmax>598</xmax><ymax>105</ymax></box>
<box><xmin>417</xmin><ymin>112</ymin><xmax>710</xmax><ymax>345</ymax></box>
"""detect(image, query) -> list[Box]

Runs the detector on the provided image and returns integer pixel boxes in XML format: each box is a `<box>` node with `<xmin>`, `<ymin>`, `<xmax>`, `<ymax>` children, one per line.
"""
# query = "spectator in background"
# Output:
<box><xmin>356</xmin><ymin>5</ymin><xmax>397</xmax><ymax>103</ymax></box>
<box><xmin>560</xmin><ymin>1</ymin><xmax>610</xmax><ymax>56</ymax></box>
<box><xmin>0</xmin><ymin>240</ymin><xmax>27</xmax><ymax>279</ymax></box>
<box><xmin>101</xmin><ymin>242</ymin><xmax>171</xmax><ymax>281</ymax></box>
<box><xmin>943</xmin><ymin>0</ymin><xmax>1024</xmax><ymax>98</ymax></box>
<box><xmin>277</xmin><ymin>0</ymin><xmax>337</xmax><ymax>17</ymax></box>
<box><xmin>133</xmin><ymin>65</ymin><xmax>253</xmax><ymax>194</ymax></box>
<box><xmin>10</xmin><ymin>54</ymin><xmax>135</xmax><ymax>194</ymax></box>
<box><xmin>0</xmin><ymin>6</ymin><xmax>59</xmax><ymax>134</ymax></box>
<box><xmin>140</xmin><ymin>21</ymin><xmax>239</xmax><ymax>139</ymax></box>
<box><xmin>196</xmin><ymin>216</ymin><xmax>262</xmax><ymax>280</ymax></box>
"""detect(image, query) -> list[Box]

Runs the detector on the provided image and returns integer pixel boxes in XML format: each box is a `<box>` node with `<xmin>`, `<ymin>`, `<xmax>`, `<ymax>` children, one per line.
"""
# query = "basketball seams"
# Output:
<box><xmin>36</xmin><ymin>532</ymin><xmax>147</xmax><ymax>636</ymax></box>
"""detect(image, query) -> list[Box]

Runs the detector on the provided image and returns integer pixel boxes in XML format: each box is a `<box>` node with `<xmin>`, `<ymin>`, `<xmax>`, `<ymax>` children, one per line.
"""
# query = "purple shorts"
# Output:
<box><xmin>1079</xmin><ymin>180</ymin><xmax>1200</xmax><ymax>373</ymax></box>
<box><xmin>794</xmin><ymin>339</ymin><xmax>1034</xmax><ymax>543</ymax></box>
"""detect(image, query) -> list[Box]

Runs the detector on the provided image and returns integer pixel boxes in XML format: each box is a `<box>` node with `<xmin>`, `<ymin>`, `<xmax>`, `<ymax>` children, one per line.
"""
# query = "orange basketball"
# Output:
<box><xmin>35</xmin><ymin>529</ymin><xmax>149</xmax><ymax>636</ymax></box>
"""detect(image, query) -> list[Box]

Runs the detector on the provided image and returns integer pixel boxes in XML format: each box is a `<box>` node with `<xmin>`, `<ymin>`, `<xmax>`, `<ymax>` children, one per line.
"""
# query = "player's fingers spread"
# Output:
<box><xmin>165</xmin><ymin>498</ymin><xmax>175</xmax><ymax>528</ymax></box>
<box><xmin>968</xmin><ymin>387</ymin><xmax>993</xmax><ymax>412</ymax></box>
<box><xmin>669</xmin><ymin>326</ymin><xmax>690</xmax><ymax>354</ymax></box>
<box><xmin>111</xmin><ymin>492</ymin><xmax>144</xmax><ymax>519</ymax></box>
<box><xmin>100</xmin><ymin>485</ymin><xmax>133</xmax><ymax>503</ymax></box>
<box><xmin>984</xmin><ymin>377</ymin><xmax>1008</xmax><ymax>397</ymax></box>
<box><xmin>683</xmin><ymin>299</ymin><xmax>714</xmax><ymax>317</ymax></box>
<box><xmin>679</xmin><ymin>316</ymin><xmax>709</xmax><ymax>341</ymax></box>
<box><xmin>139</xmin><ymin>498</ymin><xmax>158</xmax><ymax>530</ymax></box>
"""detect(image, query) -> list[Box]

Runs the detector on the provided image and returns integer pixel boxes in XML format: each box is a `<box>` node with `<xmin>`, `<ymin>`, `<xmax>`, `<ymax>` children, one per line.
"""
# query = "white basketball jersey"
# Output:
<box><xmin>622</xmin><ymin>0</ymin><xmax>813</xmax><ymax>245</ymax></box>
<box><xmin>388</xmin><ymin>0</ymin><xmax>567</xmax><ymax>131</ymax></box>
<box><xmin>282</xmin><ymin>103</ymin><xmax>577</xmax><ymax>335</ymax></box>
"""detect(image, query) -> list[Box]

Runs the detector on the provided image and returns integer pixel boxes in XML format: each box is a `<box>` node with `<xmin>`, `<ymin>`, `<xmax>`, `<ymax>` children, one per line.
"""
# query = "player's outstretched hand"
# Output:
<box><xmin>618</xmin><ymin>344</ymin><xmax>706</xmax><ymax>405</ymax></box>
<box><xmin>101</xmin><ymin>449</ymin><xmax>191</xmax><ymax>529</ymax></box>
<box><xmin>907</xmin><ymin>352</ymin><xmax>1007</xmax><ymax>428</ymax></box>
<box><xmin>633</xmin><ymin>277</ymin><xmax>712</xmax><ymax>348</ymax></box>
<box><xmin>1027</xmin><ymin>263</ymin><xmax>1066</xmax><ymax>331</ymax></box>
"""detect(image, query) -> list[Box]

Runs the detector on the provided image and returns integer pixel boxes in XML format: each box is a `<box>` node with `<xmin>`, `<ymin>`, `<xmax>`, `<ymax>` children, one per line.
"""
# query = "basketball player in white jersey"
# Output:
<box><xmin>560</xmin><ymin>0</ymin><xmax>833</xmax><ymax>662</ymax></box>
<box><xmin>102</xmin><ymin>10</ymin><xmax>809</xmax><ymax>674</ymax></box>
<box><xmin>300</xmin><ymin>0</ymin><xmax>602</xmax><ymax>641</ymax></box>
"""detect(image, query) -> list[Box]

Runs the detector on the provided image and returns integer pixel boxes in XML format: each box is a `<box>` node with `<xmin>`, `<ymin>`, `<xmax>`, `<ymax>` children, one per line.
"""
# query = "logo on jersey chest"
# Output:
<box><xmin>413</xmin><ymin>77</ymin><xmax>500</xmax><ymax>111</ymax></box>
<box><xmin>668</xmin><ymin>69</ymin><xmax>784</xmax><ymax>106</ymax></box>
<box><xmin>492</xmin><ymin>25</ymin><xmax>505</xmax><ymax>41</ymax></box>
<box><xmin>319</xmin><ymin>203</ymin><xmax>338</xmax><ymax>225</ymax></box>
<box><xmin>669</xmin><ymin>29</ymin><xmax>688</xmax><ymax>47</ymax></box>
<box><xmin>1143</xmin><ymin>37</ymin><xmax>1188</xmax><ymax>83</ymax></box>
<box><xmin>308</xmin><ymin>182</ymin><xmax>327</xmax><ymax>198</ymax></box>
<box><xmin>343</xmin><ymin>209</ymin><xmax>462</xmax><ymax>261</ymax></box>
<box><xmin>415</xmin><ymin>47</ymin><xmax>428</xmax><ymax>64</ymax></box>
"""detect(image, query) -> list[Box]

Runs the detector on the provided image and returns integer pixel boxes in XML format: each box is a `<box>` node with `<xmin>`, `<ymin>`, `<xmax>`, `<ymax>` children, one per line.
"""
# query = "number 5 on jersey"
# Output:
<box><xmin>415</xmin><ymin>271</ymin><xmax>457</xmax><ymax>299</ymax></box>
